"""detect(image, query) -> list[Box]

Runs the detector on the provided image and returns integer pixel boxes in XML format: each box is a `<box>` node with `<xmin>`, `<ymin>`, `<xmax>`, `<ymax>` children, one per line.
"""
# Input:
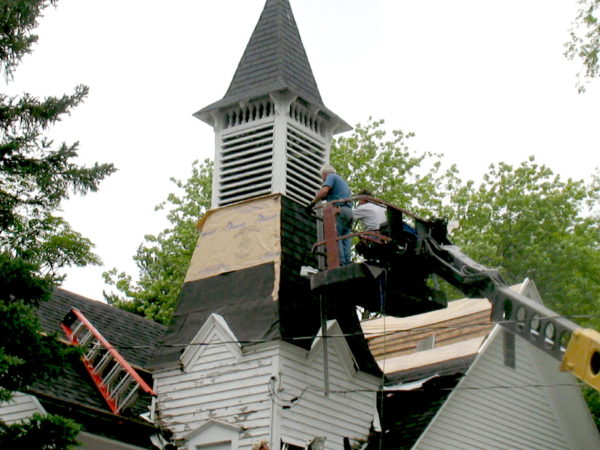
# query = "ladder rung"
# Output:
<box><xmin>103</xmin><ymin>363</ymin><xmax>123</xmax><ymax>388</ymax></box>
<box><xmin>79</xmin><ymin>331</ymin><xmax>94</xmax><ymax>347</ymax></box>
<box><xmin>94</xmin><ymin>351</ymin><xmax>113</xmax><ymax>375</ymax></box>
<box><xmin>85</xmin><ymin>341</ymin><xmax>103</xmax><ymax>362</ymax></box>
<box><xmin>112</xmin><ymin>375</ymin><xmax>134</xmax><ymax>399</ymax></box>
<box><xmin>117</xmin><ymin>385</ymin><xmax>140</xmax><ymax>412</ymax></box>
<box><xmin>71</xmin><ymin>321</ymin><xmax>86</xmax><ymax>339</ymax></box>
<box><xmin>60</xmin><ymin>307</ymin><xmax>157</xmax><ymax>415</ymax></box>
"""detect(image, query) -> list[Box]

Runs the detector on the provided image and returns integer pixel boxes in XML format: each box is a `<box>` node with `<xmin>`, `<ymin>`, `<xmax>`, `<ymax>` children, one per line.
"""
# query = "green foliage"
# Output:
<box><xmin>0</xmin><ymin>252</ymin><xmax>49</xmax><ymax>305</ymax></box>
<box><xmin>0</xmin><ymin>255</ymin><xmax>75</xmax><ymax>402</ymax></box>
<box><xmin>104</xmin><ymin>159</ymin><xmax>213</xmax><ymax>324</ymax></box>
<box><xmin>0</xmin><ymin>84</ymin><xmax>114</xmax><ymax>278</ymax></box>
<box><xmin>330</xmin><ymin>118</ymin><xmax>461</xmax><ymax>218</ymax></box>
<box><xmin>0</xmin><ymin>1</ymin><xmax>114</xmax><ymax>446</ymax></box>
<box><xmin>583</xmin><ymin>387</ymin><xmax>600</xmax><ymax>430</ymax></box>
<box><xmin>565</xmin><ymin>0</ymin><xmax>600</xmax><ymax>92</ymax></box>
<box><xmin>0</xmin><ymin>412</ymin><xmax>80</xmax><ymax>449</ymax></box>
<box><xmin>0</xmin><ymin>0</ymin><xmax>57</xmax><ymax>80</ymax></box>
<box><xmin>449</xmin><ymin>157</ymin><xmax>600</xmax><ymax>329</ymax></box>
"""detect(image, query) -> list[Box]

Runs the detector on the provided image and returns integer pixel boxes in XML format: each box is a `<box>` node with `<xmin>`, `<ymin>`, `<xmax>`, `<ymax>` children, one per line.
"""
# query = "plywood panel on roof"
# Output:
<box><xmin>361</xmin><ymin>298</ymin><xmax>491</xmax><ymax>335</ymax></box>
<box><xmin>379</xmin><ymin>336</ymin><xmax>486</xmax><ymax>375</ymax></box>
<box><xmin>362</xmin><ymin>298</ymin><xmax>494</xmax><ymax>369</ymax></box>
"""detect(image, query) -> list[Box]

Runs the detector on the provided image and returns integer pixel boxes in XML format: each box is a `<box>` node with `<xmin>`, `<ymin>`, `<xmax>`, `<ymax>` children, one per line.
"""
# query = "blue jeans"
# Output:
<box><xmin>336</xmin><ymin>206</ymin><xmax>353</xmax><ymax>266</ymax></box>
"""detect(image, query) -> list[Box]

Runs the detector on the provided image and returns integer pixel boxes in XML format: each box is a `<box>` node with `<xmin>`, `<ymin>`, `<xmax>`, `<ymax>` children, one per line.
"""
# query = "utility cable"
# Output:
<box><xmin>108</xmin><ymin>312</ymin><xmax>600</xmax><ymax>350</ymax></box>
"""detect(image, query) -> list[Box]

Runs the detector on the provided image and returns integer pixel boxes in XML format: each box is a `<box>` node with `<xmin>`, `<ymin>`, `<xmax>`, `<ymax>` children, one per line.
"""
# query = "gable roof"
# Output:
<box><xmin>367</xmin><ymin>280</ymin><xmax>600</xmax><ymax>449</ymax></box>
<box><xmin>29</xmin><ymin>288</ymin><xmax>165</xmax><ymax>426</ymax></box>
<box><xmin>413</xmin><ymin>324</ymin><xmax>600</xmax><ymax>448</ymax></box>
<box><xmin>362</xmin><ymin>297</ymin><xmax>493</xmax><ymax>382</ymax></box>
<box><xmin>195</xmin><ymin>0</ymin><xmax>349</xmax><ymax>130</ymax></box>
<box><xmin>39</xmin><ymin>287</ymin><xmax>165</xmax><ymax>368</ymax></box>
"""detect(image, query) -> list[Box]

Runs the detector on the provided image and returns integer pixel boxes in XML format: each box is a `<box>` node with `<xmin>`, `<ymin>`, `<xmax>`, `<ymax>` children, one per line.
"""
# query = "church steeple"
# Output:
<box><xmin>151</xmin><ymin>4</ymin><xmax>381</xmax><ymax>446</ymax></box>
<box><xmin>195</xmin><ymin>0</ymin><xmax>350</xmax><ymax>208</ymax></box>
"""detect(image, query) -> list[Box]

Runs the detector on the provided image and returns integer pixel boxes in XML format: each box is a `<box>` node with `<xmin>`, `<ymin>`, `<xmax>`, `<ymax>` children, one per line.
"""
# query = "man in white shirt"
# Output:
<box><xmin>353</xmin><ymin>189</ymin><xmax>387</xmax><ymax>231</ymax></box>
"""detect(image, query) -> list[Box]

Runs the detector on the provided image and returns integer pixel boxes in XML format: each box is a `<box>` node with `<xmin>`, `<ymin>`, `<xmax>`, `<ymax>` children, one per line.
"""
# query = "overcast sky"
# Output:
<box><xmin>6</xmin><ymin>0</ymin><xmax>598</xmax><ymax>301</ymax></box>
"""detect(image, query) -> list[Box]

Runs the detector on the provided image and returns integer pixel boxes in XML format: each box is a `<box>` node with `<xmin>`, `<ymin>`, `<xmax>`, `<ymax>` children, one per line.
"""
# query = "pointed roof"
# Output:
<box><xmin>196</xmin><ymin>0</ymin><xmax>348</xmax><ymax>129</ymax></box>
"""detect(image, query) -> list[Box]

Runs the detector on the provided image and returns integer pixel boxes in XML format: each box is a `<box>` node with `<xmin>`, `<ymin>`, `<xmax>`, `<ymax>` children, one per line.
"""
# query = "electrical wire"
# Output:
<box><xmin>106</xmin><ymin>312</ymin><xmax>600</xmax><ymax>350</ymax></box>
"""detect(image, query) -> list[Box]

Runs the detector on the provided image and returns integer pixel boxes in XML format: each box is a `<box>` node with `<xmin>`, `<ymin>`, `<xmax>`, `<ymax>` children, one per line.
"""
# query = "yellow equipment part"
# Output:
<box><xmin>560</xmin><ymin>328</ymin><xmax>600</xmax><ymax>391</ymax></box>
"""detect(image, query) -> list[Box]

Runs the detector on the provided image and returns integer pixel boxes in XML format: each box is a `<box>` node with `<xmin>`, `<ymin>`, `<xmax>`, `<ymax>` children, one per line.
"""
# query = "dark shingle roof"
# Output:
<box><xmin>368</xmin><ymin>374</ymin><xmax>463</xmax><ymax>450</ymax></box>
<box><xmin>195</xmin><ymin>0</ymin><xmax>349</xmax><ymax>130</ymax></box>
<box><xmin>225</xmin><ymin>0</ymin><xmax>322</xmax><ymax>103</ymax></box>
<box><xmin>39</xmin><ymin>288</ymin><xmax>165</xmax><ymax>368</ymax></box>
<box><xmin>28</xmin><ymin>288</ymin><xmax>166</xmax><ymax>431</ymax></box>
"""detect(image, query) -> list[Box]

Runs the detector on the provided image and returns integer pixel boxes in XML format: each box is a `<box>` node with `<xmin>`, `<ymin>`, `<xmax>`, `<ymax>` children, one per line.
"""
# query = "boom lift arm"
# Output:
<box><xmin>310</xmin><ymin>196</ymin><xmax>600</xmax><ymax>391</ymax></box>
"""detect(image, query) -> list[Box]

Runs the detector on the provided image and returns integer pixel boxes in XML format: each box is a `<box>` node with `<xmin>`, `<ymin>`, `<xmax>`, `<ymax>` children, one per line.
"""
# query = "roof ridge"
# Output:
<box><xmin>53</xmin><ymin>287</ymin><xmax>165</xmax><ymax>329</ymax></box>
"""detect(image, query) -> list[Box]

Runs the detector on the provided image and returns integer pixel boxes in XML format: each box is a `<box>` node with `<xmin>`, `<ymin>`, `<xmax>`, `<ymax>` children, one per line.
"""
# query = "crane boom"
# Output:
<box><xmin>310</xmin><ymin>196</ymin><xmax>600</xmax><ymax>391</ymax></box>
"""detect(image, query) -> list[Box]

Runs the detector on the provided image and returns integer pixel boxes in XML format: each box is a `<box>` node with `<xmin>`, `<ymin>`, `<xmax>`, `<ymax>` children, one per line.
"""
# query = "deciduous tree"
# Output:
<box><xmin>566</xmin><ymin>0</ymin><xmax>600</xmax><ymax>92</ymax></box>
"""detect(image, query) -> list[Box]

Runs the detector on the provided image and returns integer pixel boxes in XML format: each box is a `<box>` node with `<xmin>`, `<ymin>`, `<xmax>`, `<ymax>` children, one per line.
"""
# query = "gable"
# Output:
<box><xmin>184</xmin><ymin>420</ymin><xmax>241</xmax><ymax>449</ymax></box>
<box><xmin>308</xmin><ymin>319</ymin><xmax>359</xmax><ymax>380</ymax></box>
<box><xmin>180</xmin><ymin>313</ymin><xmax>242</xmax><ymax>371</ymax></box>
<box><xmin>414</xmin><ymin>326</ymin><xmax>600</xmax><ymax>448</ymax></box>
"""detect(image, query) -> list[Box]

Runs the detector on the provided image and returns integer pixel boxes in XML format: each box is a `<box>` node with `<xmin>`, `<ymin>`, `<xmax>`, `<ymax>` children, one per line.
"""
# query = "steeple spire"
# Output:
<box><xmin>199</xmin><ymin>0</ymin><xmax>324</xmax><ymax>115</ymax></box>
<box><xmin>195</xmin><ymin>0</ymin><xmax>350</xmax><ymax>208</ymax></box>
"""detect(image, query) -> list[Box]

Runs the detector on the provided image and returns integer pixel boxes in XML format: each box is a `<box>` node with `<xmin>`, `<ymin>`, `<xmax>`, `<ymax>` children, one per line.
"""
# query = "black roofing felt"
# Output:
<box><xmin>150</xmin><ymin>262</ymin><xmax>280</xmax><ymax>369</ymax></box>
<box><xmin>196</xmin><ymin>0</ymin><xmax>348</xmax><ymax>129</ymax></box>
<box><xmin>39</xmin><ymin>288</ymin><xmax>166</xmax><ymax>368</ymax></box>
<box><xmin>151</xmin><ymin>196</ymin><xmax>381</xmax><ymax>376</ymax></box>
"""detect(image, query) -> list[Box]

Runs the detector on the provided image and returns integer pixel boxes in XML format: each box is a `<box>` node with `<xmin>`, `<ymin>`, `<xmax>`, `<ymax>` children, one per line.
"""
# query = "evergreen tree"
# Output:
<box><xmin>0</xmin><ymin>1</ymin><xmax>114</xmax><ymax>447</ymax></box>
<box><xmin>0</xmin><ymin>0</ymin><xmax>115</xmax><ymax>280</ymax></box>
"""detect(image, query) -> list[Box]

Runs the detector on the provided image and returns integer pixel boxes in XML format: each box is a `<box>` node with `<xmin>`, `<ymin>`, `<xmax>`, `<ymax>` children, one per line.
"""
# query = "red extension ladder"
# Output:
<box><xmin>60</xmin><ymin>308</ymin><xmax>156</xmax><ymax>415</ymax></box>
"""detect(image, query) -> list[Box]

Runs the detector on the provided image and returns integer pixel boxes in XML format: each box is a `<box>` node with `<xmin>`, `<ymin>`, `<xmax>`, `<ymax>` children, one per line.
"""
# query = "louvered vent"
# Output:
<box><xmin>285</xmin><ymin>121</ymin><xmax>326</xmax><ymax>205</ymax></box>
<box><xmin>218</xmin><ymin>120</ymin><xmax>274</xmax><ymax>207</ymax></box>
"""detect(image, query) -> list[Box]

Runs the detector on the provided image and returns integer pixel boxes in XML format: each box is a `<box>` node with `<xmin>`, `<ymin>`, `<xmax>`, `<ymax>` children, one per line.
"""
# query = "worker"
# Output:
<box><xmin>353</xmin><ymin>189</ymin><xmax>387</xmax><ymax>231</ymax></box>
<box><xmin>352</xmin><ymin>189</ymin><xmax>387</xmax><ymax>261</ymax></box>
<box><xmin>308</xmin><ymin>163</ymin><xmax>353</xmax><ymax>266</ymax></box>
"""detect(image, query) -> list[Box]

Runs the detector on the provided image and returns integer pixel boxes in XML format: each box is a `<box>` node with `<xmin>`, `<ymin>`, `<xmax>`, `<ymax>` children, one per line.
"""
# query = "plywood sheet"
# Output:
<box><xmin>185</xmin><ymin>195</ymin><xmax>281</xmax><ymax>283</ymax></box>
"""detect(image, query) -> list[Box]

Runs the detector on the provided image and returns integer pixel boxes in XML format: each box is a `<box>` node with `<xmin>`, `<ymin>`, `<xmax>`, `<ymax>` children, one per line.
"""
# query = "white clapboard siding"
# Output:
<box><xmin>414</xmin><ymin>280</ymin><xmax>600</xmax><ymax>450</ymax></box>
<box><xmin>154</xmin><ymin>315</ymin><xmax>276</xmax><ymax>447</ymax></box>
<box><xmin>278</xmin><ymin>322</ymin><xmax>380</xmax><ymax>450</ymax></box>
<box><xmin>413</xmin><ymin>325</ymin><xmax>600</xmax><ymax>450</ymax></box>
<box><xmin>0</xmin><ymin>392</ymin><xmax>45</xmax><ymax>424</ymax></box>
<box><xmin>155</xmin><ymin>316</ymin><xmax>381</xmax><ymax>450</ymax></box>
